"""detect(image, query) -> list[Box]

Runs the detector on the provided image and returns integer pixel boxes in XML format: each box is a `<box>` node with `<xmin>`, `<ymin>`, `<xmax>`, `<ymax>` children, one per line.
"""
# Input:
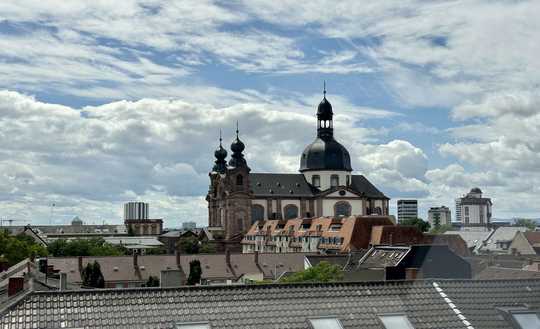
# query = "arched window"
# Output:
<box><xmin>334</xmin><ymin>201</ymin><xmax>351</xmax><ymax>217</ymax></box>
<box><xmin>251</xmin><ymin>205</ymin><xmax>265</xmax><ymax>223</ymax></box>
<box><xmin>330</xmin><ymin>175</ymin><xmax>339</xmax><ymax>187</ymax></box>
<box><xmin>284</xmin><ymin>204</ymin><xmax>299</xmax><ymax>219</ymax></box>
<box><xmin>312</xmin><ymin>175</ymin><xmax>320</xmax><ymax>188</ymax></box>
<box><xmin>374</xmin><ymin>206</ymin><xmax>382</xmax><ymax>215</ymax></box>
<box><xmin>236</xmin><ymin>175</ymin><xmax>243</xmax><ymax>185</ymax></box>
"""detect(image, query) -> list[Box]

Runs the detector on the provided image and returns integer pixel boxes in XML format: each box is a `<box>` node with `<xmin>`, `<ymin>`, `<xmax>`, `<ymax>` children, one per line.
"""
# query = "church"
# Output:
<box><xmin>206</xmin><ymin>90</ymin><xmax>389</xmax><ymax>239</ymax></box>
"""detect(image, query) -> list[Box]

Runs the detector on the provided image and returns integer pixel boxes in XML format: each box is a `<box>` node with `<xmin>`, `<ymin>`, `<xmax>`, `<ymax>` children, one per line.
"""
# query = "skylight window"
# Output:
<box><xmin>176</xmin><ymin>322</ymin><xmax>210</xmax><ymax>329</ymax></box>
<box><xmin>379</xmin><ymin>315</ymin><xmax>415</xmax><ymax>329</ymax></box>
<box><xmin>512</xmin><ymin>312</ymin><xmax>540</xmax><ymax>329</ymax></box>
<box><xmin>308</xmin><ymin>317</ymin><xmax>344</xmax><ymax>329</ymax></box>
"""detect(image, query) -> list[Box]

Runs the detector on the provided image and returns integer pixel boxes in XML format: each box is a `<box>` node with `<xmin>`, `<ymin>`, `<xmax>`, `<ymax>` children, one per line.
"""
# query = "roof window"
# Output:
<box><xmin>379</xmin><ymin>315</ymin><xmax>415</xmax><ymax>329</ymax></box>
<box><xmin>308</xmin><ymin>317</ymin><xmax>344</xmax><ymax>329</ymax></box>
<box><xmin>512</xmin><ymin>312</ymin><xmax>540</xmax><ymax>328</ymax></box>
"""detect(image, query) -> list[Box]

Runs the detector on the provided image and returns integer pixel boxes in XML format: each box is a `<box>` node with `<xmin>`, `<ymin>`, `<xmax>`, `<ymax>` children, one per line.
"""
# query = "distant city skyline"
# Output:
<box><xmin>0</xmin><ymin>1</ymin><xmax>539</xmax><ymax>227</ymax></box>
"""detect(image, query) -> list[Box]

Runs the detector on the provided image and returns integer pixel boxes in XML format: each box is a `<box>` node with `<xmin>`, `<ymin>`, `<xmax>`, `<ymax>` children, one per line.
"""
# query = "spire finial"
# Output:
<box><xmin>323</xmin><ymin>80</ymin><xmax>326</xmax><ymax>97</ymax></box>
<box><xmin>219</xmin><ymin>129</ymin><xmax>222</xmax><ymax>146</ymax></box>
<box><xmin>236</xmin><ymin>121</ymin><xmax>239</xmax><ymax>139</ymax></box>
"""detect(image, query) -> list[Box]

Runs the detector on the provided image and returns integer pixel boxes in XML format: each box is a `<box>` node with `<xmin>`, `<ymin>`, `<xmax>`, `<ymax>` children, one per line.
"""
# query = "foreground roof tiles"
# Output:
<box><xmin>2</xmin><ymin>279</ymin><xmax>539</xmax><ymax>329</ymax></box>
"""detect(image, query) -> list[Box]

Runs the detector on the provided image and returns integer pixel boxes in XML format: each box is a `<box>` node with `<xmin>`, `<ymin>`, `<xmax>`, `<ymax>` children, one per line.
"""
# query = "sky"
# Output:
<box><xmin>0</xmin><ymin>0</ymin><xmax>539</xmax><ymax>227</ymax></box>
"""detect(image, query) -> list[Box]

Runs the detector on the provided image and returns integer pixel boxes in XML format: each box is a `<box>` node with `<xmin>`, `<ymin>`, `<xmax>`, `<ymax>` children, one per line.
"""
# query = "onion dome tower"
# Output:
<box><xmin>300</xmin><ymin>83</ymin><xmax>352</xmax><ymax>172</ymax></box>
<box><xmin>212</xmin><ymin>130</ymin><xmax>228</xmax><ymax>174</ymax></box>
<box><xmin>228</xmin><ymin>123</ymin><xmax>249</xmax><ymax>169</ymax></box>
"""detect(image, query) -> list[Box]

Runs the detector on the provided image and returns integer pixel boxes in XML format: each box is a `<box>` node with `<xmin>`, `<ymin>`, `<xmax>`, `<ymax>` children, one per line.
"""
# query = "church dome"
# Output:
<box><xmin>214</xmin><ymin>145</ymin><xmax>227</xmax><ymax>160</ymax></box>
<box><xmin>470</xmin><ymin>187</ymin><xmax>482</xmax><ymax>194</ymax></box>
<box><xmin>71</xmin><ymin>216</ymin><xmax>83</xmax><ymax>226</ymax></box>
<box><xmin>230</xmin><ymin>138</ymin><xmax>245</xmax><ymax>153</ymax></box>
<box><xmin>317</xmin><ymin>97</ymin><xmax>333</xmax><ymax>120</ymax></box>
<box><xmin>300</xmin><ymin>137</ymin><xmax>352</xmax><ymax>172</ymax></box>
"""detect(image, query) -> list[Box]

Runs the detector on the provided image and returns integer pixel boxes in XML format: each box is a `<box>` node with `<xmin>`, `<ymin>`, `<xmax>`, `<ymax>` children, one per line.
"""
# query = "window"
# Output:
<box><xmin>251</xmin><ymin>205</ymin><xmax>265</xmax><ymax>223</ymax></box>
<box><xmin>176</xmin><ymin>322</ymin><xmax>210</xmax><ymax>329</ymax></box>
<box><xmin>308</xmin><ymin>317</ymin><xmax>344</xmax><ymax>329</ymax></box>
<box><xmin>379</xmin><ymin>315</ymin><xmax>415</xmax><ymax>329</ymax></box>
<box><xmin>312</xmin><ymin>175</ymin><xmax>321</xmax><ymax>187</ymax></box>
<box><xmin>330</xmin><ymin>175</ymin><xmax>339</xmax><ymax>187</ymax></box>
<box><xmin>236</xmin><ymin>175</ymin><xmax>243</xmax><ymax>185</ymax></box>
<box><xmin>346</xmin><ymin>175</ymin><xmax>350</xmax><ymax>186</ymax></box>
<box><xmin>284</xmin><ymin>204</ymin><xmax>299</xmax><ymax>219</ymax></box>
<box><xmin>513</xmin><ymin>312</ymin><xmax>540</xmax><ymax>328</ymax></box>
<box><xmin>464</xmin><ymin>206</ymin><xmax>469</xmax><ymax>215</ymax></box>
<box><xmin>334</xmin><ymin>201</ymin><xmax>351</xmax><ymax>217</ymax></box>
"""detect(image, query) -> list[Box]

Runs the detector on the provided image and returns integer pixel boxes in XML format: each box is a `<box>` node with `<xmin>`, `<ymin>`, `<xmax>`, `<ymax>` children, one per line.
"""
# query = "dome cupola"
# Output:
<box><xmin>228</xmin><ymin>123</ymin><xmax>249</xmax><ymax>169</ymax></box>
<box><xmin>299</xmin><ymin>84</ymin><xmax>352</xmax><ymax>172</ymax></box>
<box><xmin>212</xmin><ymin>130</ymin><xmax>228</xmax><ymax>174</ymax></box>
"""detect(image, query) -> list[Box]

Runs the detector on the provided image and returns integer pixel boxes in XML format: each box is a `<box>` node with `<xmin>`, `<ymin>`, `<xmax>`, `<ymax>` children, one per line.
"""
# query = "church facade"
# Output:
<box><xmin>206</xmin><ymin>92</ymin><xmax>389</xmax><ymax>239</ymax></box>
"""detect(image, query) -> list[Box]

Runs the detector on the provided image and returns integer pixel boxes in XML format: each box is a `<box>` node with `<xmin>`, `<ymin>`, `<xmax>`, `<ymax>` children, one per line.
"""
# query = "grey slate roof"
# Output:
<box><xmin>1</xmin><ymin>280</ymin><xmax>466</xmax><ymax>329</ymax></box>
<box><xmin>249</xmin><ymin>173</ymin><xmax>387</xmax><ymax>198</ymax></box>
<box><xmin>437</xmin><ymin>279</ymin><xmax>540</xmax><ymax>329</ymax></box>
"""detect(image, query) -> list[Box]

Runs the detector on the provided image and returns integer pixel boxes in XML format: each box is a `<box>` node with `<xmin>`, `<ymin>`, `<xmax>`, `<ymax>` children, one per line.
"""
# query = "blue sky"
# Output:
<box><xmin>0</xmin><ymin>1</ymin><xmax>539</xmax><ymax>227</ymax></box>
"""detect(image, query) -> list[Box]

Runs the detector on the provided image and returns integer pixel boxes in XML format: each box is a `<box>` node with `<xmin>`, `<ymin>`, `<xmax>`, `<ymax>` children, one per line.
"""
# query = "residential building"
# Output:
<box><xmin>478</xmin><ymin>226</ymin><xmax>528</xmax><ymax>254</ymax></box>
<box><xmin>241</xmin><ymin>215</ymin><xmax>394</xmax><ymax>254</ymax></box>
<box><xmin>123</xmin><ymin>202</ymin><xmax>149</xmax><ymax>221</ymax></box>
<box><xmin>397</xmin><ymin>199</ymin><xmax>418</xmax><ymax>222</ymax></box>
<box><xmin>456</xmin><ymin>187</ymin><xmax>492</xmax><ymax>227</ymax></box>
<box><xmin>444</xmin><ymin>228</ymin><xmax>492</xmax><ymax>253</ymax></box>
<box><xmin>509</xmin><ymin>231</ymin><xmax>540</xmax><ymax>255</ymax></box>
<box><xmin>2</xmin><ymin>278</ymin><xmax>540</xmax><ymax>329</ymax></box>
<box><xmin>455</xmin><ymin>198</ymin><xmax>462</xmax><ymax>222</ymax></box>
<box><xmin>427</xmin><ymin>206</ymin><xmax>451</xmax><ymax>226</ymax></box>
<box><xmin>182</xmin><ymin>221</ymin><xmax>197</xmax><ymax>229</ymax></box>
<box><xmin>43</xmin><ymin>252</ymin><xmax>307</xmax><ymax>288</ymax></box>
<box><xmin>207</xmin><ymin>91</ymin><xmax>389</xmax><ymax>240</ymax></box>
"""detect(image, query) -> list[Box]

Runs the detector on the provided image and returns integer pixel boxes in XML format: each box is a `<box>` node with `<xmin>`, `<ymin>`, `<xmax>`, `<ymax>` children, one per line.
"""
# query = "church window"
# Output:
<box><xmin>284</xmin><ymin>204</ymin><xmax>299</xmax><ymax>219</ymax></box>
<box><xmin>330</xmin><ymin>175</ymin><xmax>339</xmax><ymax>187</ymax></box>
<box><xmin>312</xmin><ymin>175</ymin><xmax>321</xmax><ymax>187</ymax></box>
<box><xmin>236</xmin><ymin>175</ymin><xmax>243</xmax><ymax>185</ymax></box>
<box><xmin>251</xmin><ymin>205</ymin><xmax>265</xmax><ymax>223</ymax></box>
<box><xmin>334</xmin><ymin>201</ymin><xmax>351</xmax><ymax>217</ymax></box>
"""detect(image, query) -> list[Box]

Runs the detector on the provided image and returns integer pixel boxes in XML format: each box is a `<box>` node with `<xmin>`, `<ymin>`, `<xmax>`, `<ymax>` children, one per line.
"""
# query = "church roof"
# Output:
<box><xmin>249</xmin><ymin>173</ymin><xmax>387</xmax><ymax>199</ymax></box>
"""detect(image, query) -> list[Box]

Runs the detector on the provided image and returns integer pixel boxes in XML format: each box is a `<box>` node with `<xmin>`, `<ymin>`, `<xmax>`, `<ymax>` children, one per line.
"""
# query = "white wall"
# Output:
<box><xmin>280</xmin><ymin>199</ymin><xmax>302</xmax><ymax>218</ymax></box>
<box><xmin>302</xmin><ymin>170</ymin><xmax>352</xmax><ymax>191</ymax></box>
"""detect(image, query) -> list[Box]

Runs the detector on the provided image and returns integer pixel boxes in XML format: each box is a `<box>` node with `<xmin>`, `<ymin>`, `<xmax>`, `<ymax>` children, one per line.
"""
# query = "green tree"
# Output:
<box><xmin>0</xmin><ymin>231</ymin><xmax>48</xmax><ymax>266</ymax></box>
<box><xmin>47</xmin><ymin>238</ymin><xmax>125</xmax><ymax>257</ymax></box>
<box><xmin>515</xmin><ymin>218</ymin><xmax>537</xmax><ymax>230</ymax></box>
<box><xmin>187</xmin><ymin>260</ymin><xmax>202</xmax><ymax>285</ymax></box>
<box><xmin>144</xmin><ymin>276</ymin><xmax>160</xmax><ymax>287</ymax></box>
<box><xmin>430</xmin><ymin>224</ymin><xmax>453</xmax><ymax>234</ymax></box>
<box><xmin>179</xmin><ymin>236</ymin><xmax>200</xmax><ymax>254</ymax></box>
<box><xmin>280</xmin><ymin>261</ymin><xmax>343</xmax><ymax>283</ymax></box>
<box><xmin>199</xmin><ymin>242</ymin><xmax>216</xmax><ymax>254</ymax></box>
<box><xmin>399</xmin><ymin>218</ymin><xmax>431</xmax><ymax>233</ymax></box>
<box><xmin>81</xmin><ymin>261</ymin><xmax>105</xmax><ymax>288</ymax></box>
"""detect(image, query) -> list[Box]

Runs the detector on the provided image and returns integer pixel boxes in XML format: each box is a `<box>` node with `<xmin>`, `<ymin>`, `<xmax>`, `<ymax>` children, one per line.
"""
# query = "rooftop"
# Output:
<box><xmin>1</xmin><ymin>279</ymin><xmax>539</xmax><ymax>329</ymax></box>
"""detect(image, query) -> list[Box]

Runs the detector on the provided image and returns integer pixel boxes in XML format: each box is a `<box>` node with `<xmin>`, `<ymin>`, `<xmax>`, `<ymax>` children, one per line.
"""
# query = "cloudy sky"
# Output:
<box><xmin>0</xmin><ymin>1</ymin><xmax>539</xmax><ymax>227</ymax></box>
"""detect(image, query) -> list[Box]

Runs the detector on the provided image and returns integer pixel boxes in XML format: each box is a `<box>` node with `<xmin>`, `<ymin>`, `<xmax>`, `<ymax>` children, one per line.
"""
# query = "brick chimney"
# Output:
<box><xmin>8</xmin><ymin>277</ymin><xmax>24</xmax><ymax>297</ymax></box>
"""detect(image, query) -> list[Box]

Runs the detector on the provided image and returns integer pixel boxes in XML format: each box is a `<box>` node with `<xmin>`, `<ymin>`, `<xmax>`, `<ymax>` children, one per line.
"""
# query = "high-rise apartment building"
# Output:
<box><xmin>397</xmin><ymin>199</ymin><xmax>418</xmax><ymax>222</ymax></box>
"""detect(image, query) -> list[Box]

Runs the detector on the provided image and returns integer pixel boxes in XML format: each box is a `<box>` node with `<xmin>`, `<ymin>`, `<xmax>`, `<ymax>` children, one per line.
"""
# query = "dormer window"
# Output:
<box><xmin>312</xmin><ymin>175</ymin><xmax>321</xmax><ymax>188</ymax></box>
<box><xmin>330</xmin><ymin>175</ymin><xmax>339</xmax><ymax>187</ymax></box>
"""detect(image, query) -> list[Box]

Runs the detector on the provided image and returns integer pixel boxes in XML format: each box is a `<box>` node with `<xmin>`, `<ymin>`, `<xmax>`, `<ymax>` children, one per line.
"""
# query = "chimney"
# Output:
<box><xmin>175</xmin><ymin>249</ymin><xmax>181</xmax><ymax>268</ymax></box>
<box><xmin>133</xmin><ymin>252</ymin><xmax>139</xmax><ymax>269</ymax></box>
<box><xmin>78</xmin><ymin>256</ymin><xmax>83</xmax><ymax>273</ymax></box>
<box><xmin>8</xmin><ymin>277</ymin><xmax>24</xmax><ymax>297</ymax></box>
<box><xmin>254</xmin><ymin>251</ymin><xmax>259</xmax><ymax>266</ymax></box>
<box><xmin>225</xmin><ymin>248</ymin><xmax>231</xmax><ymax>267</ymax></box>
<box><xmin>59</xmin><ymin>273</ymin><xmax>67</xmax><ymax>291</ymax></box>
